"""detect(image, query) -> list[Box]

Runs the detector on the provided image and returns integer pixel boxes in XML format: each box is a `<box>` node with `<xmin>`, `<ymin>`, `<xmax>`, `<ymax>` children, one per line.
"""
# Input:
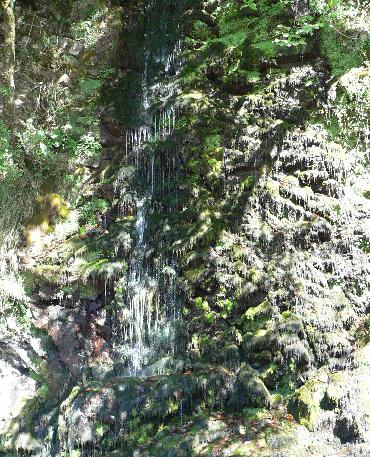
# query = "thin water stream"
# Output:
<box><xmin>114</xmin><ymin>0</ymin><xmax>183</xmax><ymax>375</ymax></box>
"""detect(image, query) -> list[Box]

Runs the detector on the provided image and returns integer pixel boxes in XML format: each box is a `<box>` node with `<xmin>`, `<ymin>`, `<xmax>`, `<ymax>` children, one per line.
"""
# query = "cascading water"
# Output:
<box><xmin>114</xmin><ymin>0</ymin><xmax>183</xmax><ymax>375</ymax></box>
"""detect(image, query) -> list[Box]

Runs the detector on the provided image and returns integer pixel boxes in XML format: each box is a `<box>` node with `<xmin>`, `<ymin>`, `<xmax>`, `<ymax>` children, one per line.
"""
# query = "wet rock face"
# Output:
<box><xmin>172</xmin><ymin>0</ymin><xmax>370</xmax><ymax>445</ymax></box>
<box><xmin>179</xmin><ymin>59</ymin><xmax>369</xmax><ymax>366</ymax></box>
<box><xmin>0</xmin><ymin>361</ymin><xmax>36</xmax><ymax>434</ymax></box>
<box><xmin>0</xmin><ymin>0</ymin><xmax>370</xmax><ymax>455</ymax></box>
<box><xmin>54</xmin><ymin>366</ymin><xmax>272</xmax><ymax>454</ymax></box>
<box><xmin>35</xmin><ymin>306</ymin><xmax>88</xmax><ymax>376</ymax></box>
<box><xmin>288</xmin><ymin>347</ymin><xmax>370</xmax><ymax>444</ymax></box>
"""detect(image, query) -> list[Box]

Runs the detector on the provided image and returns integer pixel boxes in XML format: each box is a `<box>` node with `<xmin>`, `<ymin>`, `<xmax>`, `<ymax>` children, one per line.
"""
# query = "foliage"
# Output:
<box><xmin>17</xmin><ymin>122</ymin><xmax>64</xmax><ymax>173</ymax></box>
<box><xmin>273</xmin><ymin>16</ymin><xmax>321</xmax><ymax>48</ymax></box>
<box><xmin>0</xmin><ymin>299</ymin><xmax>32</xmax><ymax>330</ymax></box>
<box><xmin>312</xmin><ymin>0</ymin><xmax>370</xmax><ymax>76</ymax></box>
<box><xmin>79</xmin><ymin>198</ymin><xmax>109</xmax><ymax>225</ymax></box>
<box><xmin>70</xmin><ymin>3</ymin><xmax>106</xmax><ymax>46</ymax></box>
<box><xmin>75</xmin><ymin>132</ymin><xmax>102</xmax><ymax>161</ymax></box>
<box><xmin>327</xmin><ymin>66</ymin><xmax>370</xmax><ymax>150</ymax></box>
<box><xmin>79</xmin><ymin>78</ymin><xmax>103</xmax><ymax>94</ymax></box>
<box><xmin>0</xmin><ymin>85</ymin><xmax>13</xmax><ymax>96</ymax></box>
<box><xmin>0</xmin><ymin>121</ymin><xmax>13</xmax><ymax>174</ymax></box>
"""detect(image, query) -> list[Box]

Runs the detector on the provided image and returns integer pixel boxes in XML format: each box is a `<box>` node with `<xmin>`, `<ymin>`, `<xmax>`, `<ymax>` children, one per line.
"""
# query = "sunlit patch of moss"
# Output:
<box><xmin>24</xmin><ymin>193</ymin><xmax>70</xmax><ymax>245</ymax></box>
<box><xmin>239</xmin><ymin>301</ymin><xmax>272</xmax><ymax>334</ymax></box>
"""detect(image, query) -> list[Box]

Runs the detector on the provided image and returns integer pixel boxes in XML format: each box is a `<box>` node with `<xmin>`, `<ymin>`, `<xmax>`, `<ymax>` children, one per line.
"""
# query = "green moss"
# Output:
<box><xmin>320</xmin><ymin>28</ymin><xmax>365</xmax><ymax>77</ymax></box>
<box><xmin>239</xmin><ymin>301</ymin><xmax>272</xmax><ymax>334</ymax></box>
<box><xmin>37</xmin><ymin>384</ymin><xmax>49</xmax><ymax>399</ymax></box>
<box><xmin>203</xmin><ymin>312</ymin><xmax>215</xmax><ymax>324</ymax></box>
<box><xmin>232</xmin><ymin>244</ymin><xmax>244</xmax><ymax>259</ymax></box>
<box><xmin>23</xmin><ymin>264</ymin><xmax>62</xmax><ymax>292</ymax></box>
<box><xmin>80</xmin><ymin>258</ymin><xmax>109</xmax><ymax>275</ymax></box>
<box><xmin>244</xmin><ymin>301</ymin><xmax>271</xmax><ymax>320</ymax></box>
<box><xmin>288</xmin><ymin>376</ymin><xmax>328</xmax><ymax>430</ymax></box>
<box><xmin>240</xmin><ymin>176</ymin><xmax>256</xmax><ymax>191</ymax></box>
<box><xmin>24</xmin><ymin>193</ymin><xmax>70</xmax><ymax>244</ymax></box>
<box><xmin>190</xmin><ymin>20</ymin><xmax>215</xmax><ymax>41</ymax></box>
<box><xmin>281</xmin><ymin>310</ymin><xmax>297</xmax><ymax>320</ymax></box>
<box><xmin>242</xmin><ymin>407</ymin><xmax>267</xmax><ymax>419</ymax></box>
<box><xmin>79</xmin><ymin>197</ymin><xmax>110</xmax><ymax>226</ymax></box>
<box><xmin>185</xmin><ymin>266</ymin><xmax>206</xmax><ymax>282</ymax></box>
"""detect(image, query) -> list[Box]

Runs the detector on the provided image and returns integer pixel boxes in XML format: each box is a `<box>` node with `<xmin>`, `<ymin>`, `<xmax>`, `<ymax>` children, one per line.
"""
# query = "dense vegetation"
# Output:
<box><xmin>0</xmin><ymin>0</ymin><xmax>369</xmax><ymax>456</ymax></box>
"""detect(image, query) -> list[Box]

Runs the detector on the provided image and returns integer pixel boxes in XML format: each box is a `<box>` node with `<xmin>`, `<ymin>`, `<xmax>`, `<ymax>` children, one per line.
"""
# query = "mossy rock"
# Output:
<box><xmin>288</xmin><ymin>370</ymin><xmax>329</xmax><ymax>431</ymax></box>
<box><xmin>23</xmin><ymin>264</ymin><xmax>63</xmax><ymax>293</ymax></box>
<box><xmin>237</xmin><ymin>364</ymin><xmax>271</xmax><ymax>408</ymax></box>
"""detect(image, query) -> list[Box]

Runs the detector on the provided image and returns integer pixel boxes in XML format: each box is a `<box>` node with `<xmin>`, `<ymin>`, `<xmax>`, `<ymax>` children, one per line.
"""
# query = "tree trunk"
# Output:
<box><xmin>1</xmin><ymin>0</ymin><xmax>16</xmax><ymax>131</ymax></box>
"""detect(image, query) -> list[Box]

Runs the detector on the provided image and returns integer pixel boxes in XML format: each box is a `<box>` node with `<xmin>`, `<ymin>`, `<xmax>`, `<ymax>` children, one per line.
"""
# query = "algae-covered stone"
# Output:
<box><xmin>289</xmin><ymin>363</ymin><xmax>370</xmax><ymax>443</ymax></box>
<box><xmin>238</xmin><ymin>364</ymin><xmax>271</xmax><ymax>408</ymax></box>
<box><xmin>288</xmin><ymin>369</ymin><xmax>330</xmax><ymax>431</ymax></box>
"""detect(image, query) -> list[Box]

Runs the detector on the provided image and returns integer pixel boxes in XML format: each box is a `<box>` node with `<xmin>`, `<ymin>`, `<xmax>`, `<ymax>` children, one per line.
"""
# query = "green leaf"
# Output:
<box><xmin>79</xmin><ymin>78</ymin><xmax>102</xmax><ymax>94</ymax></box>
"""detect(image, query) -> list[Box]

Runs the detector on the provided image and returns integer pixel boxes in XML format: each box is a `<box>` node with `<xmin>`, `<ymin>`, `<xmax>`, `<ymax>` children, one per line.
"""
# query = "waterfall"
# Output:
<box><xmin>114</xmin><ymin>1</ymin><xmax>183</xmax><ymax>375</ymax></box>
